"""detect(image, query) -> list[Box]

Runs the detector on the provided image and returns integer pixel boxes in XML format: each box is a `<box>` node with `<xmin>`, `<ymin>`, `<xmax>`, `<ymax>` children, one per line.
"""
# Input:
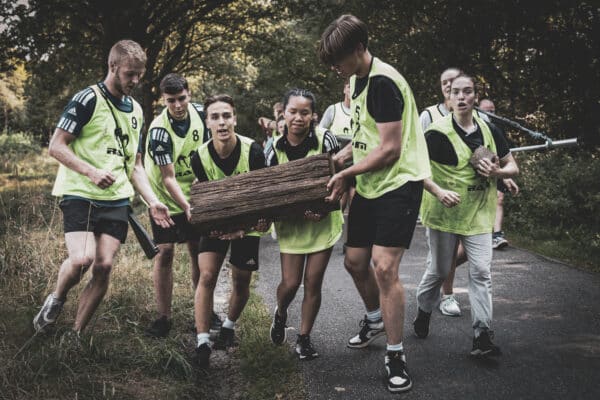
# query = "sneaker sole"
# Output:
<box><xmin>439</xmin><ymin>308</ymin><xmax>461</xmax><ymax>317</ymax></box>
<box><xmin>470</xmin><ymin>348</ymin><xmax>493</xmax><ymax>357</ymax></box>
<box><xmin>346</xmin><ymin>330</ymin><xmax>385</xmax><ymax>349</ymax></box>
<box><xmin>297</xmin><ymin>352</ymin><xmax>319</xmax><ymax>360</ymax></box>
<box><xmin>388</xmin><ymin>381</ymin><xmax>413</xmax><ymax>393</ymax></box>
<box><xmin>493</xmin><ymin>241</ymin><xmax>508</xmax><ymax>250</ymax></box>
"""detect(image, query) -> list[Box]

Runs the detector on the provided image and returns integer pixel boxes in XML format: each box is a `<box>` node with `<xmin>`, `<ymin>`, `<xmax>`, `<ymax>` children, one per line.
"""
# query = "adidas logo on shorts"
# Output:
<box><xmin>246</xmin><ymin>258</ymin><xmax>256</xmax><ymax>266</ymax></box>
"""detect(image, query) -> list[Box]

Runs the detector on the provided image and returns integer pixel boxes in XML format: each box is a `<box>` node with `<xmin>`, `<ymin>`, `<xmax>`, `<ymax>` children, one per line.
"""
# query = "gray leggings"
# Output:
<box><xmin>416</xmin><ymin>228</ymin><xmax>493</xmax><ymax>336</ymax></box>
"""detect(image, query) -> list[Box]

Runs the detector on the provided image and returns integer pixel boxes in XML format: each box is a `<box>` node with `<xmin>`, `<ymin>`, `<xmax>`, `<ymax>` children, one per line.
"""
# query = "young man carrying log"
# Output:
<box><xmin>33</xmin><ymin>40</ymin><xmax>173</xmax><ymax>335</ymax></box>
<box><xmin>143</xmin><ymin>73</ymin><xmax>222</xmax><ymax>337</ymax></box>
<box><xmin>318</xmin><ymin>15</ymin><xmax>431</xmax><ymax>393</ymax></box>
<box><xmin>189</xmin><ymin>94</ymin><xmax>269</xmax><ymax>369</ymax></box>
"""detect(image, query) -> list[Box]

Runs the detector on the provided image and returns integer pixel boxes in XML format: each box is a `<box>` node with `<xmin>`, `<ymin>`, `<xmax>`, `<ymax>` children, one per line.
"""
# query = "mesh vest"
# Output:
<box><xmin>144</xmin><ymin>103</ymin><xmax>206</xmax><ymax>214</ymax></box>
<box><xmin>329</xmin><ymin>102</ymin><xmax>352</xmax><ymax>137</ymax></box>
<box><xmin>52</xmin><ymin>85</ymin><xmax>142</xmax><ymax>200</ymax></box>
<box><xmin>273</xmin><ymin>127</ymin><xmax>343</xmax><ymax>254</ymax></box>
<box><xmin>198</xmin><ymin>134</ymin><xmax>261</xmax><ymax>237</ymax></box>
<box><xmin>420</xmin><ymin>114</ymin><xmax>497</xmax><ymax>235</ymax></box>
<box><xmin>350</xmin><ymin>58</ymin><xmax>431</xmax><ymax>199</ymax></box>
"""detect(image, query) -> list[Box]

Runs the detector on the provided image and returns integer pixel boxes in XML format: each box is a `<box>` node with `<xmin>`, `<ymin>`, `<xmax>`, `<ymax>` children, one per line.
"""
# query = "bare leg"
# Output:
<box><xmin>494</xmin><ymin>190</ymin><xmax>505</xmax><ymax>233</ymax></box>
<box><xmin>276</xmin><ymin>253</ymin><xmax>304</xmax><ymax>315</ymax></box>
<box><xmin>344</xmin><ymin>246</ymin><xmax>379</xmax><ymax>311</ymax></box>
<box><xmin>152</xmin><ymin>243</ymin><xmax>175</xmax><ymax>318</ymax></box>
<box><xmin>371</xmin><ymin>245</ymin><xmax>405</xmax><ymax>345</ymax></box>
<box><xmin>73</xmin><ymin>233</ymin><xmax>121</xmax><ymax>332</ymax></box>
<box><xmin>299</xmin><ymin>247</ymin><xmax>332</xmax><ymax>335</ymax></box>
<box><xmin>55</xmin><ymin>231</ymin><xmax>96</xmax><ymax>300</ymax></box>
<box><xmin>441</xmin><ymin>241</ymin><xmax>467</xmax><ymax>295</ymax></box>
<box><xmin>187</xmin><ymin>240</ymin><xmax>200</xmax><ymax>290</ymax></box>
<box><xmin>227</xmin><ymin>267</ymin><xmax>253</xmax><ymax>322</ymax></box>
<box><xmin>194</xmin><ymin>252</ymin><xmax>224</xmax><ymax>334</ymax></box>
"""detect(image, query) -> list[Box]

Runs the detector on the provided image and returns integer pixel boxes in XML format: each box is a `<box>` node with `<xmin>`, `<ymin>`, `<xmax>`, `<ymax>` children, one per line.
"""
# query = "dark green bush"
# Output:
<box><xmin>0</xmin><ymin>132</ymin><xmax>41</xmax><ymax>173</ymax></box>
<box><xmin>504</xmin><ymin>149</ymin><xmax>600</xmax><ymax>267</ymax></box>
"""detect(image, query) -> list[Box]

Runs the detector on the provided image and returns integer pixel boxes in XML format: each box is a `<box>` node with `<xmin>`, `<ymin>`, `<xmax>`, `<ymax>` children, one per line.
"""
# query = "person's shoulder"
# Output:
<box><xmin>70</xmin><ymin>86</ymin><xmax>97</xmax><ymax>106</ymax></box>
<box><xmin>191</xmin><ymin>102</ymin><xmax>205</xmax><ymax>116</ymax></box>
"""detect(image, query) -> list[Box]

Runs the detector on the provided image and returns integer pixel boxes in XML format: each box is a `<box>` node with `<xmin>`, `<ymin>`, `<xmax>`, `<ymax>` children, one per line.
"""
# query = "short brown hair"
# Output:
<box><xmin>108</xmin><ymin>39</ymin><xmax>146</xmax><ymax>68</ymax></box>
<box><xmin>317</xmin><ymin>14</ymin><xmax>368</xmax><ymax>65</ymax></box>
<box><xmin>204</xmin><ymin>94</ymin><xmax>236</xmax><ymax>114</ymax></box>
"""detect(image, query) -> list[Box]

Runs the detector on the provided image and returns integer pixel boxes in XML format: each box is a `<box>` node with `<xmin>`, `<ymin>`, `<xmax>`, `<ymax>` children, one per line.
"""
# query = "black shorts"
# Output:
<box><xmin>150</xmin><ymin>211</ymin><xmax>200</xmax><ymax>244</ymax></box>
<box><xmin>497</xmin><ymin>179</ymin><xmax>509</xmax><ymax>193</ymax></box>
<box><xmin>60</xmin><ymin>199</ymin><xmax>129</xmax><ymax>243</ymax></box>
<box><xmin>198</xmin><ymin>235</ymin><xmax>260</xmax><ymax>271</ymax></box>
<box><xmin>346</xmin><ymin>180</ymin><xmax>423</xmax><ymax>249</ymax></box>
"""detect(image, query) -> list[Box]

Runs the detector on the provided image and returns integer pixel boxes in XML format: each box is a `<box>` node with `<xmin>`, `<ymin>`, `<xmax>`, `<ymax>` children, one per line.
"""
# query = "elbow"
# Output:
<box><xmin>48</xmin><ymin>142</ymin><xmax>59</xmax><ymax>159</ymax></box>
<box><xmin>384</xmin><ymin>147</ymin><xmax>401</xmax><ymax>166</ymax></box>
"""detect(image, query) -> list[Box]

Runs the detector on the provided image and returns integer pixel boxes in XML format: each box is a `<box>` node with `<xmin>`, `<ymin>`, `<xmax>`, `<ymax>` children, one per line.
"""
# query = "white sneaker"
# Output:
<box><xmin>33</xmin><ymin>293</ymin><xmax>64</xmax><ymax>332</ymax></box>
<box><xmin>492</xmin><ymin>235</ymin><xmax>508</xmax><ymax>249</ymax></box>
<box><xmin>439</xmin><ymin>294</ymin><xmax>461</xmax><ymax>316</ymax></box>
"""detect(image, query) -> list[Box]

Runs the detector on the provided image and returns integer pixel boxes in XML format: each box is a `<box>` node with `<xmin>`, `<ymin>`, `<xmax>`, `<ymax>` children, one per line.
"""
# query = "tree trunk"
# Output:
<box><xmin>189</xmin><ymin>153</ymin><xmax>339</xmax><ymax>234</ymax></box>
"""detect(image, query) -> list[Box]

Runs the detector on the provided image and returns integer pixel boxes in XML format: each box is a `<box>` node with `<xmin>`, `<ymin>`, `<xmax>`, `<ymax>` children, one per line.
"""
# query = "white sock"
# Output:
<box><xmin>222</xmin><ymin>318</ymin><xmax>235</xmax><ymax>329</ymax></box>
<box><xmin>387</xmin><ymin>342</ymin><xmax>404</xmax><ymax>352</ymax></box>
<box><xmin>366</xmin><ymin>308</ymin><xmax>382</xmax><ymax>323</ymax></box>
<box><xmin>196</xmin><ymin>332</ymin><xmax>210</xmax><ymax>347</ymax></box>
<box><xmin>50</xmin><ymin>293</ymin><xmax>64</xmax><ymax>305</ymax></box>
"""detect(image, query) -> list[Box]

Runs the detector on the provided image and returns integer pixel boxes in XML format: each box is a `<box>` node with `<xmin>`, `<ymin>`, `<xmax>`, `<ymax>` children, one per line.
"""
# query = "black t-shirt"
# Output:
<box><xmin>353</xmin><ymin>63</ymin><xmax>404</xmax><ymax>123</ymax></box>
<box><xmin>425</xmin><ymin>118</ymin><xmax>511</xmax><ymax>166</ymax></box>
<box><xmin>190</xmin><ymin>138</ymin><xmax>265</xmax><ymax>182</ymax></box>
<box><xmin>266</xmin><ymin>129</ymin><xmax>339</xmax><ymax>166</ymax></box>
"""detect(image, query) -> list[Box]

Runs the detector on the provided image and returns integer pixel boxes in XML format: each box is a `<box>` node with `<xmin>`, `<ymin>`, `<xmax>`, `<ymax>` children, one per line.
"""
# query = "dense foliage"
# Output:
<box><xmin>1</xmin><ymin>0</ymin><xmax>598</xmax><ymax>266</ymax></box>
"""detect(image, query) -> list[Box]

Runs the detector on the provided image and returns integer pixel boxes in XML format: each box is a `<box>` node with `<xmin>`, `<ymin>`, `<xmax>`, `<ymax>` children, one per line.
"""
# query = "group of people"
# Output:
<box><xmin>32</xmin><ymin>13</ymin><xmax>519</xmax><ymax>394</ymax></box>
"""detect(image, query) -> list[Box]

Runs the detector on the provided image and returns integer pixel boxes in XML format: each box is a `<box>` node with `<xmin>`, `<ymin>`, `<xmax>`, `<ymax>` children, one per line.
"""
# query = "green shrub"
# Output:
<box><xmin>504</xmin><ymin>149</ymin><xmax>600</xmax><ymax>269</ymax></box>
<box><xmin>0</xmin><ymin>132</ymin><xmax>42</xmax><ymax>173</ymax></box>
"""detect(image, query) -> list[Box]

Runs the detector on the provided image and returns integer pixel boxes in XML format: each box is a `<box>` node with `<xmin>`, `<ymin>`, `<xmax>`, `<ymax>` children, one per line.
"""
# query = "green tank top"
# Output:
<box><xmin>350</xmin><ymin>57</ymin><xmax>431</xmax><ymax>199</ymax></box>
<box><xmin>420</xmin><ymin>114</ymin><xmax>498</xmax><ymax>235</ymax></box>
<box><xmin>273</xmin><ymin>127</ymin><xmax>343</xmax><ymax>254</ymax></box>
<box><xmin>329</xmin><ymin>102</ymin><xmax>352</xmax><ymax>137</ymax></box>
<box><xmin>198</xmin><ymin>134</ymin><xmax>261</xmax><ymax>237</ymax></box>
<box><xmin>144</xmin><ymin>104</ymin><xmax>206</xmax><ymax>214</ymax></box>
<box><xmin>52</xmin><ymin>84</ymin><xmax>142</xmax><ymax>200</ymax></box>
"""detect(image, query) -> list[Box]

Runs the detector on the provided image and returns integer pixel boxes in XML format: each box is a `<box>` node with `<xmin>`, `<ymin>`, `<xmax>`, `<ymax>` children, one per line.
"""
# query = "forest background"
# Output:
<box><xmin>0</xmin><ymin>1</ymin><xmax>598</xmax><ymax>399</ymax></box>
<box><xmin>3</xmin><ymin>0</ymin><xmax>597</xmax><ymax>266</ymax></box>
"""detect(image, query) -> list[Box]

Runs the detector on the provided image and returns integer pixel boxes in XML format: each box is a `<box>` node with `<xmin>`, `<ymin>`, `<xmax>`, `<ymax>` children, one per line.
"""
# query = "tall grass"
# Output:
<box><xmin>0</xmin><ymin>139</ymin><xmax>304</xmax><ymax>400</ymax></box>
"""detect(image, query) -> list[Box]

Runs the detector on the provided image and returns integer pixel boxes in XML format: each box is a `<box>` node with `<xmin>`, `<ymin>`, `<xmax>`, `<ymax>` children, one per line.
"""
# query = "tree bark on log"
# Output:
<box><xmin>189</xmin><ymin>153</ymin><xmax>339</xmax><ymax>234</ymax></box>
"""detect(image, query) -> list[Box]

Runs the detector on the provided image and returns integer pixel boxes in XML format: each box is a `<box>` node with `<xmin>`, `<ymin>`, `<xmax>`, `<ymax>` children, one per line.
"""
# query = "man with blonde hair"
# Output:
<box><xmin>33</xmin><ymin>39</ymin><xmax>173</xmax><ymax>335</ymax></box>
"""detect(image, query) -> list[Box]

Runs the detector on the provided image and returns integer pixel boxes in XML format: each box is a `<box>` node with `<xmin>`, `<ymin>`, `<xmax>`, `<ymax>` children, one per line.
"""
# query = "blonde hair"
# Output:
<box><xmin>108</xmin><ymin>40</ymin><xmax>147</xmax><ymax>68</ymax></box>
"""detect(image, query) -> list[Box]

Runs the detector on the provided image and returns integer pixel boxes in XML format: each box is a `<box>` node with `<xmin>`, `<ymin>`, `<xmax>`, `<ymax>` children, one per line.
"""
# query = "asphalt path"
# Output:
<box><xmin>254</xmin><ymin>225</ymin><xmax>600</xmax><ymax>399</ymax></box>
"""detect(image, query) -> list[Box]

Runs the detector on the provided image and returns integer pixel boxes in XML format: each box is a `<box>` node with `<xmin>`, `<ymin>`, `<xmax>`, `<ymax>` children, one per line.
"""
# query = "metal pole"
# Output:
<box><xmin>475</xmin><ymin>107</ymin><xmax>554</xmax><ymax>143</ymax></box>
<box><xmin>510</xmin><ymin>138</ymin><xmax>578</xmax><ymax>153</ymax></box>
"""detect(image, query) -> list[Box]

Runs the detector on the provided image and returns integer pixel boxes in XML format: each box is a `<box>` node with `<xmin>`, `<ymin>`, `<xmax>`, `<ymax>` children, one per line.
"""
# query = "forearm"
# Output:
<box><xmin>338</xmin><ymin>143</ymin><xmax>398</xmax><ymax>179</ymax></box>
<box><xmin>423</xmin><ymin>177</ymin><xmax>442</xmax><ymax>197</ymax></box>
<box><xmin>332</xmin><ymin>142</ymin><xmax>353</xmax><ymax>170</ymax></box>
<box><xmin>131</xmin><ymin>156</ymin><xmax>160</xmax><ymax>206</ymax></box>
<box><xmin>49</xmin><ymin>136</ymin><xmax>95</xmax><ymax>179</ymax></box>
<box><xmin>163</xmin><ymin>176</ymin><xmax>190</xmax><ymax>212</ymax></box>
<box><xmin>495</xmin><ymin>156</ymin><xmax>519</xmax><ymax>179</ymax></box>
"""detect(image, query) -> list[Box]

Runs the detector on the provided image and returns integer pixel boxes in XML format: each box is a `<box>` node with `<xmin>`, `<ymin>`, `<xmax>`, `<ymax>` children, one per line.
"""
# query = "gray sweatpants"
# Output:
<box><xmin>416</xmin><ymin>228</ymin><xmax>493</xmax><ymax>336</ymax></box>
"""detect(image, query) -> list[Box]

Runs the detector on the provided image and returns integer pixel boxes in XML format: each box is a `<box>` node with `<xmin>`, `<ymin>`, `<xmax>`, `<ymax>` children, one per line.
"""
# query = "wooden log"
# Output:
<box><xmin>189</xmin><ymin>153</ymin><xmax>339</xmax><ymax>234</ymax></box>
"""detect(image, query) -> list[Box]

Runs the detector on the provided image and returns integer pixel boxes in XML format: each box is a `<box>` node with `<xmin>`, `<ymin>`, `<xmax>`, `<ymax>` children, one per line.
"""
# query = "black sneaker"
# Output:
<box><xmin>213</xmin><ymin>326</ymin><xmax>235</xmax><ymax>350</ymax></box>
<box><xmin>193</xmin><ymin>343</ymin><xmax>212</xmax><ymax>369</ymax></box>
<box><xmin>295</xmin><ymin>334</ymin><xmax>319</xmax><ymax>360</ymax></box>
<box><xmin>385</xmin><ymin>351</ymin><xmax>412</xmax><ymax>393</ymax></box>
<box><xmin>347</xmin><ymin>315</ymin><xmax>385</xmax><ymax>348</ymax></box>
<box><xmin>144</xmin><ymin>315</ymin><xmax>172</xmax><ymax>338</ymax></box>
<box><xmin>270</xmin><ymin>307</ymin><xmax>287</xmax><ymax>345</ymax></box>
<box><xmin>413</xmin><ymin>308</ymin><xmax>431</xmax><ymax>339</ymax></box>
<box><xmin>471</xmin><ymin>330</ymin><xmax>502</xmax><ymax>357</ymax></box>
<box><xmin>210</xmin><ymin>311</ymin><xmax>223</xmax><ymax>333</ymax></box>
